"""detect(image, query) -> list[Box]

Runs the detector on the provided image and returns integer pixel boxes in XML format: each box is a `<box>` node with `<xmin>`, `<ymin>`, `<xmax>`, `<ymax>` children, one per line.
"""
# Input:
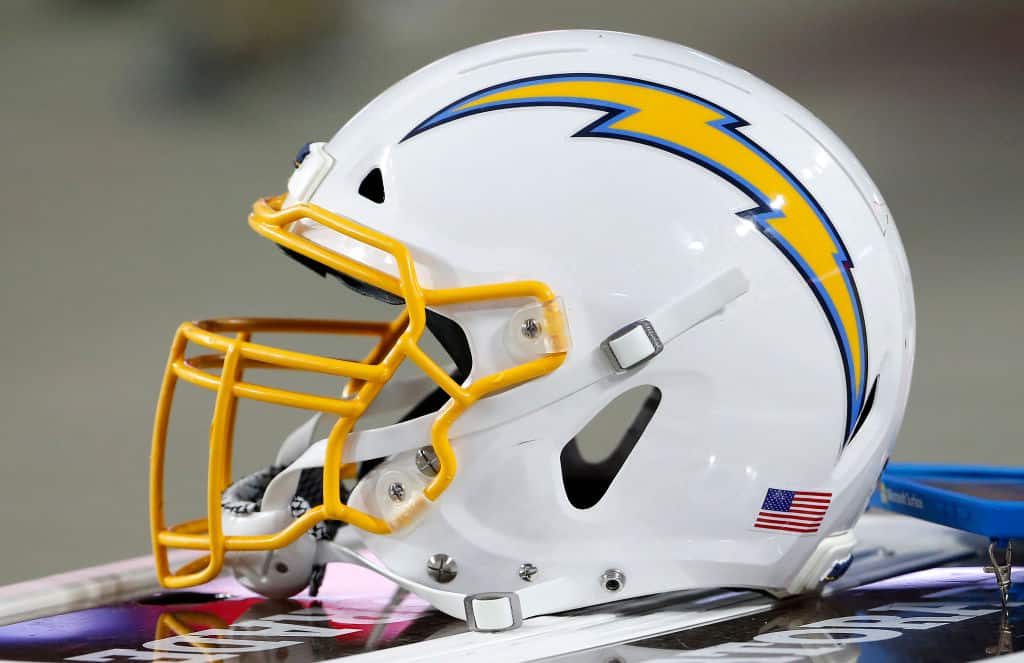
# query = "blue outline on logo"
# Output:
<box><xmin>403</xmin><ymin>73</ymin><xmax>869</xmax><ymax>445</ymax></box>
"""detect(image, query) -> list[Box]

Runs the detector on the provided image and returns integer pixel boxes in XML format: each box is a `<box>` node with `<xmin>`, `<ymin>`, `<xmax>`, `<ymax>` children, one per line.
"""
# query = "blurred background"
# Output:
<box><xmin>0</xmin><ymin>0</ymin><xmax>1021</xmax><ymax>585</ymax></box>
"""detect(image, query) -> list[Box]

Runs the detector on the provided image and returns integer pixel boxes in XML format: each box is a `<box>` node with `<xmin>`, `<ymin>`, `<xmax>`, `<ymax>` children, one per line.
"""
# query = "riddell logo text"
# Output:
<box><xmin>880</xmin><ymin>486</ymin><xmax>925</xmax><ymax>510</ymax></box>
<box><xmin>665</xmin><ymin>601</ymin><xmax>1018</xmax><ymax>661</ymax></box>
<box><xmin>66</xmin><ymin>606</ymin><xmax>380</xmax><ymax>662</ymax></box>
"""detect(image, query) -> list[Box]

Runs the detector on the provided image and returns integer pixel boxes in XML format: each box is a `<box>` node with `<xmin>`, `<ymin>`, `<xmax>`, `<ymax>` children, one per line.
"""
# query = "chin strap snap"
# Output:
<box><xmin>601</xmin><ymin>268</ymin><xmax>749</xmax><ymax>372</ymax></box>
<box><xmin>602</xmin><ymin>319</ymin><xmax>663</xmax><ymax>371</ymax></box>
<box><xmin>323</xmin><ymin>538</ymin><xmax>564</xmax><ymax>632</ymax></box>
<box><xmin>464</xmin><ymin>592</ymin><xmax>524</xmax><ymax>632</ymax></box>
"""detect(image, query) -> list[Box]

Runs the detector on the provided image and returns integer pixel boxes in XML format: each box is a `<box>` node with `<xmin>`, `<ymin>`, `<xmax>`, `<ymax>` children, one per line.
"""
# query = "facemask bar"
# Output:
<box><xmin>150</xmin><ymin>194</ymin><xmax>569</xmax><ymax>588</ymax></box>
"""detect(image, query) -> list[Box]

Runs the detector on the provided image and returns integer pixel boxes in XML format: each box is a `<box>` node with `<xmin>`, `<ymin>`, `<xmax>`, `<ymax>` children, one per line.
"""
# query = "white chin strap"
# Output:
<box><xmin>318</xmin><ymin>531</ymin><xmax>567</xmax><ymax>632</ymax></box>
<box><xmin>601</xmin><ymin>267</ymin><xmax>750</xmax><ymax>371</ymax></box>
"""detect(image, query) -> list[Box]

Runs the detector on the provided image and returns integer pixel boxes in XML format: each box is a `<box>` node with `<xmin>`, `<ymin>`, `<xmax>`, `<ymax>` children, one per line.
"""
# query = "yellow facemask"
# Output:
<box><xmin>150</xmin><ymin>194</ymin><xmax>569</xmax><ymax>588</ymax></box>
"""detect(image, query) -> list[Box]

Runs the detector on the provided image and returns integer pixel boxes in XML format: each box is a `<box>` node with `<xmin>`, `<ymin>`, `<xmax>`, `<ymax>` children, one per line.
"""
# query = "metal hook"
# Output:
<box><xmin>984</xmin><ymin>540</ymin><xmax>1013</xmax><ymax>608</ymax></box>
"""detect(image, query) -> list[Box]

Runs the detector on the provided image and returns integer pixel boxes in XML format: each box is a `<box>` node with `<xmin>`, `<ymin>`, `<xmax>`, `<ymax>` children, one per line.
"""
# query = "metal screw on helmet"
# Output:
<box><xmin>415</xmin><ymin>446</ymin><xmax>441</xmax><ymax>477</ymax></box>
<box><xmin>387</xmin><ymin>482</ymin><xmax>406</xmax><ymax>502</ymax></box>
<box><xmin>601</xmin><ymin>569</ymin><xmax>625</xmax><ymax>592</ymax></box>
<box><xmin>520</xmin><ymin>318</ymin><xmax>542</xmax><ymax>339</ymax></box>
<box><xmin>518</xmin><ymin>563</ymin><xmax>538</xmax><ymax>582</ymax></box>
<box><xmin>426</xmin><ymin>553</ymin><xmax>458</xmax><ymax>583</ymax></box>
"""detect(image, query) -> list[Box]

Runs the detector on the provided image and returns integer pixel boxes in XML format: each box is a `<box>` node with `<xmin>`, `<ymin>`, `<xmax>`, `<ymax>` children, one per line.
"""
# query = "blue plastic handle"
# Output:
<box><xmin>870</xmin><ymin>463</ymin><xmax>1024</xmax><ymax>540</ymax></box>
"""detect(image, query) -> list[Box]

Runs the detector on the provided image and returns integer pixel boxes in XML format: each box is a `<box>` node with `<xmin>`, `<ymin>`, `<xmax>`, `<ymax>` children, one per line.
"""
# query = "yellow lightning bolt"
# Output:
<box><xmin>408</xmin><ymin>75</ymin><xmax>867</xmax><ymax>441</ymax></box>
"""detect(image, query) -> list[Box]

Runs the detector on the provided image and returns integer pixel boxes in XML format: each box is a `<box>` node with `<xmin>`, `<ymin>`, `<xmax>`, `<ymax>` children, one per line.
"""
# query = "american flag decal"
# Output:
<box><xmin>754</xmin><ymin>488</ymin><xmax>832</xmax><ymax>534</ymax></box>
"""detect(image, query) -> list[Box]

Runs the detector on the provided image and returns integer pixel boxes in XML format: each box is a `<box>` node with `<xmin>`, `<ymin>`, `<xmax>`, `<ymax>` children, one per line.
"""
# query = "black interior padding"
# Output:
<box><xmin>561</xmin><ymin>387</ymin><xmax>663</xmax><ymax>509</ymax></box>
<box><xmin>221</xmin><ymin>464</ymin><xmax>285</xmax><ymax>514</ymax></box>
<box><xmin>280</xmin><ymin>245</ymin><xmax>330</xmax><ymax>278</ymax></box>
<box><xmin>423</xmin><ymin>309</ymin><xmax>473</xmax><ymax>384</ymax></box>
<box><xmin>280</xmin><ymin>246</ymin><xmax>405</xmax><ymax>305</ymax></box>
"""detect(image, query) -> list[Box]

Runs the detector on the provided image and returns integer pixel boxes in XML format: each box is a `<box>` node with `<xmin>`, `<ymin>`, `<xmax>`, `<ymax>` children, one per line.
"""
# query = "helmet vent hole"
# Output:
<box><xmin>358</xmin><ymin>167</ymin><xmax>385</xmax><ymax>204</ymax></box>
<box><xmin>560</xmin><ymin>385</ymin><xmax>661</xmax><ymax>510</ymax></box>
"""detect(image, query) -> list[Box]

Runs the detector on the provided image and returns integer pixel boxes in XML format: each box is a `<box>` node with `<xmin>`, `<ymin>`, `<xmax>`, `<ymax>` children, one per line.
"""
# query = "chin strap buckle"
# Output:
<box><xmin>464</xmin><ymin>592</ymin><xmax>524</xmax><ymax>632</ymax></box>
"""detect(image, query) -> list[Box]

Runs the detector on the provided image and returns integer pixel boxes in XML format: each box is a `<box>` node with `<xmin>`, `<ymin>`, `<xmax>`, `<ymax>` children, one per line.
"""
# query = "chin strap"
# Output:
<box><xmin>601</xmin><ymin>268</ymin><xmax>750</xmax><ymax>372</ymax></box>
<box><xmin>318</xmin><ymin>533</ymin><xmax>566</xmax><ymax>632</ymax></box>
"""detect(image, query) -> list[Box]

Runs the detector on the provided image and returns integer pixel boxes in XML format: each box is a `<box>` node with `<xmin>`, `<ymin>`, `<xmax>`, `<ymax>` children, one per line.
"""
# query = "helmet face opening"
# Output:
<box><xmin>149</xmin><ymin>195</ymin><xmax>569</xmax><ymax>588</ymax></box>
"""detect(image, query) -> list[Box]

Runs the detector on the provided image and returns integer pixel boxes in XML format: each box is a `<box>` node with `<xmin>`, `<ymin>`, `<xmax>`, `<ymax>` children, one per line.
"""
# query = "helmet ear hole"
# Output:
<box><xmin>560</xmin><ymin>386</ymin><xmax>661</xmax><ymax>509</ymax></box>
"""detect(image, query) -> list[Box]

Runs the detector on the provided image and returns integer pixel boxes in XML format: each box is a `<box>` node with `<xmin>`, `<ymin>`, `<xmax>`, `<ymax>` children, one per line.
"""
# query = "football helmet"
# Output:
<box><xmin>150</xmin><ymin>30</ymin><xmax>915</xmax><ymax>631</ymax></box>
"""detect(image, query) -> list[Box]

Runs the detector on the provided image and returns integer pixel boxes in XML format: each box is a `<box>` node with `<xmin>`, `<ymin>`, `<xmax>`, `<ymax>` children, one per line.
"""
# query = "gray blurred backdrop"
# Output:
<box><xmin>0</xmin><ymin>1</ymin><xmax>1021</xmax><ymax>585</ymax></box>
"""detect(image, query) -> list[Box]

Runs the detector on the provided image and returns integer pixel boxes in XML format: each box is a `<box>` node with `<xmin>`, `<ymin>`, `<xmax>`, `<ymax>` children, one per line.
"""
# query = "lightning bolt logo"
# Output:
<box><xmin>403</xmin><ymin>74</ymin><xmax>869</xmax><ymax>446</ymax></box>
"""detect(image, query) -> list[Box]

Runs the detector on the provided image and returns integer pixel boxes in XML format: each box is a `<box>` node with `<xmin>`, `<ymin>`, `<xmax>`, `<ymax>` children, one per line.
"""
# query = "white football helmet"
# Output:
<box><xmin>150</xmin><ymin>30</ymin><xmax>915</xmax><ymax>632</ymax></box>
